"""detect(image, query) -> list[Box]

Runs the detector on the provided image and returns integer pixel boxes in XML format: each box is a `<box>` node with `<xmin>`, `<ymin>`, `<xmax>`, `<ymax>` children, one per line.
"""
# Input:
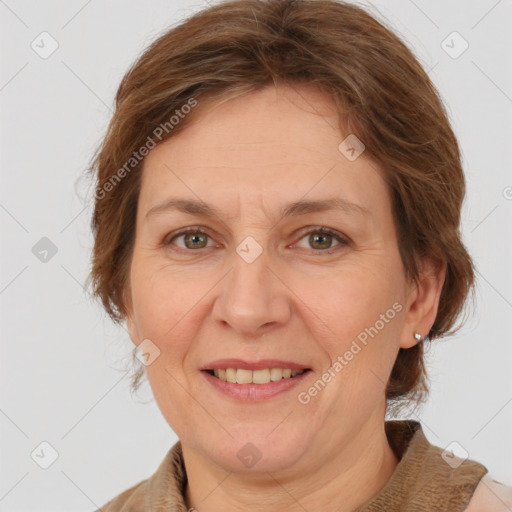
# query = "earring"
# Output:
<box><xmin>413</xmin><ymin>332</ymin><xmax>423</xmax><ymax>343</ymax></box>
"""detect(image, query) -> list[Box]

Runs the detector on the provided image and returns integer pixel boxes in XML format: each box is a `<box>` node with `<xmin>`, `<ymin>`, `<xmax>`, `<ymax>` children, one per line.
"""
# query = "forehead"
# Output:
<box><xmin>147</xmin><ymin>84</ymin><xmax>344</xmax><ymax>165</ymax></box>
<box><xmin>138</xmin><ymin>84</ymin><xmax>388</xmax><ymax>218</ymax></box>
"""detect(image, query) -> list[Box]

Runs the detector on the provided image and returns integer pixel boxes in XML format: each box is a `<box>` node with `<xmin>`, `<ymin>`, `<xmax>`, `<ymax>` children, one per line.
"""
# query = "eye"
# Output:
<box><xmin>165</xmin><ymin>227</ymin><xmax>215</xmax><ymax>250</ymax></box>
<box><xmin>294</xmin><ymin>227</ymin><xmax>349</xmax><ymax>254</ymax></box>
<box><xmin>163</xmin><ymin>226</ymin><xmax>349</xmax><ymax>254</ymax></box>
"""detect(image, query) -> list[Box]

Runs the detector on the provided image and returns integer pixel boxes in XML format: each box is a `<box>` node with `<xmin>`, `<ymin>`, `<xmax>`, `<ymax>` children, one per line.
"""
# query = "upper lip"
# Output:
<box><xmin>201</xmin><ymin>359</ymin><xmax>311</xmax><ymax>371</ymax></box>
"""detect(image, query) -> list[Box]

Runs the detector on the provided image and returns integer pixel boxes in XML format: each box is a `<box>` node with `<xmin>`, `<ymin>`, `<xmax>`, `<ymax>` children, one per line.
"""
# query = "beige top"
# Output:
<box><xmin>96</xmin><ymin>420</ymin><xmax>488</xmax><ymax>512</ymax></box>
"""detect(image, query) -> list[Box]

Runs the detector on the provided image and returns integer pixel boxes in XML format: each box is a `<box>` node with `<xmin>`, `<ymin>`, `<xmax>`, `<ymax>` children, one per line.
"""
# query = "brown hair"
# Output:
<box><xmin>85</xmin><ymin>0</ymin><xmax>475</xmax><ymax>413</ymax></box>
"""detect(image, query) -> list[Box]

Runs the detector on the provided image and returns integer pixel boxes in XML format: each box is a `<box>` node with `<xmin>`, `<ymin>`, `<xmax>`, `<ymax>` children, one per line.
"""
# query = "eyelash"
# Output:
<box><xmin>163</xmin><ymin>226</ymin><xmax>350</xmax><ymax>255</ymax></box>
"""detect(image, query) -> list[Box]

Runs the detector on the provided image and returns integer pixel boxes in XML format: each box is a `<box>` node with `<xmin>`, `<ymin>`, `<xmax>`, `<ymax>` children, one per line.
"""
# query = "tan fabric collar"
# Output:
<box><xmin>353</xmin><ymin>420</ymin><xmax>488</xmax><ymax>511</ymax></box>
<box><xmin>102</xmin><ymin>420</ymin><xmax>488</xmax><ymax>511</ymax></box>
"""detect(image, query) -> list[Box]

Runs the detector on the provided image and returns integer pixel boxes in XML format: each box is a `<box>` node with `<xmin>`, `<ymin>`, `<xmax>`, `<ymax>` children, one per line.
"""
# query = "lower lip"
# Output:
<box><xmin>201</xmin><ymin>370</ymin><xmax>312</xmax><ymax>402</ymax></box>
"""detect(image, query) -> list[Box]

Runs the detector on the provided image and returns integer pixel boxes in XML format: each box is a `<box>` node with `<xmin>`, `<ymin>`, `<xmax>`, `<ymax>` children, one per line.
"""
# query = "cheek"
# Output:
<box><xmin>297</xmin><ymin>260</ymin><xmax>404</xmax><ymax>389</ymax></box>
<box><xmin>129</xmin><ymin>260</ymin><xmax>192</xmax><ymax>355</ymax></box>
<box><xmin>310</xmin><ymin>276</ymin><xmax>403</xmax><ymax>417</ymax></box>
<box><xmin>302</xmin><ymin>262</ymin><xmax>403</xmax><ymax>338</ymax></box>
<box><xmin>131</xmin><ymin>253</ymin><xmax>188</xmax><ymax>323</ymax></box>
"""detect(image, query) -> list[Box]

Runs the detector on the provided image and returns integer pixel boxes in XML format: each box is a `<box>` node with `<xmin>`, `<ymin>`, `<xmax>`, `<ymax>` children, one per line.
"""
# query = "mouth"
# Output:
<box><xmin>201</xmin><ymin>366</ymin><xmax>312</xmax><ymax>401</ymax></box>
<box><xmin>202</xmin><ymin>367</ymin><xmax>312</xmax><ymax>385</ymax></box>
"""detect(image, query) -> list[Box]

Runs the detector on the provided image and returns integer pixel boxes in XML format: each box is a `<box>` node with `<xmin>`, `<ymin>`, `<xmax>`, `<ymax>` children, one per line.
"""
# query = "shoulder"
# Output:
<box><xmin>464</xmin><ymin>474</ymin><xmax>512</xmax><ymax>512</ymax></box>
<box><xmin>94</xmin><ymin>479</ymin><xmax>147</xmax><ymax>512</ymax></box>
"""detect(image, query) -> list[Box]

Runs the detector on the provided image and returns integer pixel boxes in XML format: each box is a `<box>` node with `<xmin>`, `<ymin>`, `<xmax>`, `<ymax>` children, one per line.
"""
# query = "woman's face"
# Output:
<box><xmin>125</xmin><ymin>84</ymin><xmax>440</xmax><ymax>473</ymax></box>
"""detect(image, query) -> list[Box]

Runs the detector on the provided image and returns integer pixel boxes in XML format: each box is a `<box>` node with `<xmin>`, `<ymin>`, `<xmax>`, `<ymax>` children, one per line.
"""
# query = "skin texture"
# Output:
<box><xmin>465</xmin><ymin>475</ymin><xmax>512</xmax><ymax>512</ymax></box>
<box><xmin>125</xmin><ymin>84</ymin><xmax>446</xmax><ymax>512</ymax></box>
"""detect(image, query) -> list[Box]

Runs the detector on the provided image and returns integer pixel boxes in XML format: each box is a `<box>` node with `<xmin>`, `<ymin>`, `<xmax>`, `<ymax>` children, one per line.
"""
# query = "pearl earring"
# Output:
<box><xmin>413</xmin><ymin>332</ymin><xmax>423</xmax><ymax>342</ymax></box>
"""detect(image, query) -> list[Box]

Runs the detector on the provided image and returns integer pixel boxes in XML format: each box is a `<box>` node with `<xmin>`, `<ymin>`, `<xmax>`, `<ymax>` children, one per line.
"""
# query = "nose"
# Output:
<box><xmin>211</xmin><ymin>247</ymin><xmax>291</xmax><ymax>339</ymax></box>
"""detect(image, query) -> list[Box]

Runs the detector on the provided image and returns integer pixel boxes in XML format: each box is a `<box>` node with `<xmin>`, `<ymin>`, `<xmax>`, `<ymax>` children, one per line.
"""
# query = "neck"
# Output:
<box><xmin>183</xmin><ymin>418</ymin><xmax>399</xmax><ymax>512</ymax></box>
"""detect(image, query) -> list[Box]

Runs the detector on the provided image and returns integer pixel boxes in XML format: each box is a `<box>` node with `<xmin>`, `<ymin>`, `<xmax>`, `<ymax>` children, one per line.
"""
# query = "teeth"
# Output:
<box><xmin>225</xmin><ymin>368</ymin><xmax>236</xmax><ymax>382</ymax></box>
<box><xmin>236</xmin><ymin>369</ymin><xmax>253</xmax><ymax>384</ymax></box>
<box><xmin>211</xmin><ymin>368</ymin><xmax>306</xmax><ymax>384</ymax></box>
<box><xmin>270</xmin><ymin>368</ymin><xmax>283</xmax><ymax>381</ymax></box>
<box><xmin>253</xmin><ymin>369</ymin><xmax>270</xmax><ymax>384</ymax></box>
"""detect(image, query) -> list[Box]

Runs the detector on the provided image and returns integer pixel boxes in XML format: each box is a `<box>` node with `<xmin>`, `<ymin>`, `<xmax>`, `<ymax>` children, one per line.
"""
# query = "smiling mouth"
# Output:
<box><xmin>203</xmin><ymin>368</ymin><xmax>312</xmax><ymax>385</ymax></box>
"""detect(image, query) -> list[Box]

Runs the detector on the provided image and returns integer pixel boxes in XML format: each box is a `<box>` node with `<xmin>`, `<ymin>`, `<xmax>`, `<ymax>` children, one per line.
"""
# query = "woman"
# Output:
<box><xmin>87</xmin><ymin>0</ymin><xmax>511</xmax><ymax>510</ymax></box>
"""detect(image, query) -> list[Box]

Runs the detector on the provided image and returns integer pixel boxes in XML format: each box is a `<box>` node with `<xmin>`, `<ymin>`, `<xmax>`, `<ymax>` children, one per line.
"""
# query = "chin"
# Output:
<box><xmin>201</xmin><ymin>428</ymin><xmax>309</xmax><ymax>474</ymax></box>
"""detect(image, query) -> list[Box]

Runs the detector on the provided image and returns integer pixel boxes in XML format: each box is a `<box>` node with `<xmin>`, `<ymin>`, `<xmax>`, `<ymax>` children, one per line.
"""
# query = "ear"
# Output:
<box><xmin>122</xmin><ymin>281</ymin><xmax>140</xmax><ymax>348</ymax></box>
<box><xmin>125</xmin><ymin>312</ymin><xmax>140</xmax><ymax>348</ymax></box>
<box><xmin>399</xmin><ymin>258</ymin><xmax>447</xmax><ymax>349</ymax></box>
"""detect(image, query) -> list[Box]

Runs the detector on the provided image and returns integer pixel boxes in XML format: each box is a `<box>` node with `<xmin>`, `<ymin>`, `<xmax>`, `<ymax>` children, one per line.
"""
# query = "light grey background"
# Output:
<box><xmin>1</xmin><ymin>0</ymin><xmax>511</xmax><ymax>510</ymax></box>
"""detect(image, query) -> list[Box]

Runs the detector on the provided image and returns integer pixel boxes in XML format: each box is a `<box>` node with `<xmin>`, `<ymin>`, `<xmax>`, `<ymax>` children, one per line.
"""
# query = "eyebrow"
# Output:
<box><xmin>145</xmin><ymin>197</ymin><xmax>370</xmax><ymax>221</ymax></box>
